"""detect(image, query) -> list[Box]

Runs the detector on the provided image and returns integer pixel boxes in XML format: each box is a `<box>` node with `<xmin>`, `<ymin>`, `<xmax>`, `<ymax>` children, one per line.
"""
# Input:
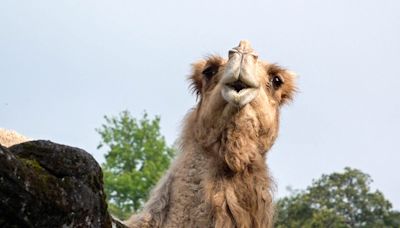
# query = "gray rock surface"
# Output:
<box><xmin>0</xmin><ymin>140</ymin><xmax>127</xmax><ymax>228</ymax></box>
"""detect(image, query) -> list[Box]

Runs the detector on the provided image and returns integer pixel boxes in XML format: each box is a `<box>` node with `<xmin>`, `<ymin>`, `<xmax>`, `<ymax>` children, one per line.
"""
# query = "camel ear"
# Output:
<box><xmin>267</xmin><ymin>64</ymin><xmax>297</xmax><ymax>105</ymax></box>
<box><xmin>278</xmin><ymin>70</ymin><xmax>297</xmax><ymax>105</ymax></box>
<box><xmin>189</xmin><ymin>60</ymin><xmax>207</xmax><ymax>97</ymax></box>
<box><xmin>189</xmin><ymin>56</ymin><xmax>224</xmax><ymax>98</ymax></box>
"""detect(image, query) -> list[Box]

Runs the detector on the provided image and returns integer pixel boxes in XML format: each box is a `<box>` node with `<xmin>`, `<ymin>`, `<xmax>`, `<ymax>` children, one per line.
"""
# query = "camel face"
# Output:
<box><xmin>189</xmin><ymin>41</ymin><xmax>296</xmax><ymax>172</ymax></box>
<box><xmin>190</xmin><ymin>40</ymin><xmax>295</xmax><ymax>110</ymax></box>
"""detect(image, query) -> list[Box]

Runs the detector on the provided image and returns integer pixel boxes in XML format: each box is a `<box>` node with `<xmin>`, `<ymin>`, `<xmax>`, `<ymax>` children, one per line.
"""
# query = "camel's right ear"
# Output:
<box><xmin>189</xmin><ymin>60</ymin><xmax>207</xmax><ymax>97</ymax></box>
<box><xmin>189</xmin><ymin>56</ymin><xmax>224</xmax><ymax>98</ymax></box>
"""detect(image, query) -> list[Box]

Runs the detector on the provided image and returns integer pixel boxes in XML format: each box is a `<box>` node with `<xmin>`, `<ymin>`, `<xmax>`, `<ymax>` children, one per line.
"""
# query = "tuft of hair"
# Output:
<box><xmin>267</xmin><ymin>64</ymin><xmax>297</xmax><ymax>105</ymax></box>
<box><xmin>188</xmin><ymin>59</ymin><xmax>206</xmax><ymax>98</ymax></box>
<box><xmin>0</xmin><ymin>128</ymin><xmax>31</xmax><ymax>147</ymax></box>
<box><xmin>188</xmin><ymin>55</ymin><xmax>224</xmax><ymax>98</ymax></box>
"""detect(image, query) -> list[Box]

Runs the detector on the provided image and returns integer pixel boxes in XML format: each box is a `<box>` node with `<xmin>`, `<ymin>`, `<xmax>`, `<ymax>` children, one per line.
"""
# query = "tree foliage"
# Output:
<box><xmin>97</xmin><ymin>111</ymin><xmax>175</xmax><ymax>219</ymax></box>
<box><xmin>275</xmin><ymin>167</ymin><xmax>400</xmax><ymax>227</ymax></box>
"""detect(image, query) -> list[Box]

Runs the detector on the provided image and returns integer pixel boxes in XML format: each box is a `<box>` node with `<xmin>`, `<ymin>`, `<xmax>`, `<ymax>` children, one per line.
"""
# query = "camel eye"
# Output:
<box><xmin>271</xmin><ymin>75</ymin><xmax>283</xmax><ymax>89</ymax></box>
<box><xmin>202</xmin><ymin>66</ymin><xmax>218</xmax><ymax>80</ymax></box>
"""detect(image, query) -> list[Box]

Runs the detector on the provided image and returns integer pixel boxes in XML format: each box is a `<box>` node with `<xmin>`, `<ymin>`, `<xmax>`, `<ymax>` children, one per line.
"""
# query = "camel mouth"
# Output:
<box><xmin>221</xmin><ymin>80</ymin><xmax>259</xmax><ymax>107</ymax></box>
<box><xmin>226</xmin><ymin>80</ymin><xmax>250</xmax><ymax>93</ymax></box>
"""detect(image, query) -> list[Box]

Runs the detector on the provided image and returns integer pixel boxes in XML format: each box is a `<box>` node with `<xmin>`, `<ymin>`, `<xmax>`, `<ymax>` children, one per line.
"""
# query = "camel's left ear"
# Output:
<box><xmin>267</xmin><ymin>64</ymin><xmax>297</xmax><ymax>105</ymax></box>
<box><xmin>279</xmin><ymin>70</ymin><xmax>297</xmax><ymax>105</ymax></box>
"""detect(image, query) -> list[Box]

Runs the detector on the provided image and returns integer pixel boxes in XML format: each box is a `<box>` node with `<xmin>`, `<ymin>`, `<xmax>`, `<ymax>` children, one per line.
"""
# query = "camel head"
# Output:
<box><xmin>188</xmin><ymin>40</ymin><xmax>296</xmax><ymax>172</ymax></box>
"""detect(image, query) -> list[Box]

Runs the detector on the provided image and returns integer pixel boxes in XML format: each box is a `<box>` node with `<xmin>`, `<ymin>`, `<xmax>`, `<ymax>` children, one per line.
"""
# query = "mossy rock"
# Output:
<box><xmin>0</xmin><ymin>140</ymin><xmax>127</xmax><ymax>228</ymax></box>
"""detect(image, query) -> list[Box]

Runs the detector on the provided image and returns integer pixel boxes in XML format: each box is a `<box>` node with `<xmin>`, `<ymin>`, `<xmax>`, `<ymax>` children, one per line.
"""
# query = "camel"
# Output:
<box><xmin>0</xmin><ymin>128</ymin><xmax>30</xmax><ymax>147</ymax></box>
<box><xmin>125</xmin><ymin>40</ymin><xmax>296</xmax><ymax>228</ymax></box>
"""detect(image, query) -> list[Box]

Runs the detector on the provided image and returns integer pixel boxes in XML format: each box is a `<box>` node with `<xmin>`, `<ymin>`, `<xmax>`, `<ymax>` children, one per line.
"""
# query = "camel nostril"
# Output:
<box><xmin>228</xmin><ymin>80</ymin><xmax>249</xmax><ymax>92</ymax></box>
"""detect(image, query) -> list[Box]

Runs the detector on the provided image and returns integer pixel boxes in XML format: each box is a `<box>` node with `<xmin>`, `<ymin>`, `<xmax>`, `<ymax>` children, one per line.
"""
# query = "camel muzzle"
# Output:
<box><xmin>221</xmin><ymin>40</ymin><xmax>260</xmax><ymax>107</ymax></box>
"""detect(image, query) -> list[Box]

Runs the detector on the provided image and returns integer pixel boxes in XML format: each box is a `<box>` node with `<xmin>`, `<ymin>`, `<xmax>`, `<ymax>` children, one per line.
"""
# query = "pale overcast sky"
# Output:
<box><xmin>1</xmin><ymin>0</ymin><xmax>399</xmax><ymax>209</ymax></box>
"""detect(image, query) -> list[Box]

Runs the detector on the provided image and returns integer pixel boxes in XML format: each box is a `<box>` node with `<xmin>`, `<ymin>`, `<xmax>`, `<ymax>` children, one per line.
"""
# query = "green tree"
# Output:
<box><xmin>275</xmin><ymin>167</ymin><xmax>400</xmax><ymax>228</ymax></box>
<box><xmin>97</xmin><ymin>111</ymin><xmax>175</xmax><ymax>219</ymax></box>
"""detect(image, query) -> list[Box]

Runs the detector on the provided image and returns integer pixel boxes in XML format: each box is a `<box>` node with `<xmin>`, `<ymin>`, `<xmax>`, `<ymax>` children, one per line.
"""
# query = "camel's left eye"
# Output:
<box><xmin>202</xmin><ymin>66</ymin><xmax>218</xmax><ymax>80</ymax></box>
<box><xmin>271</xmin><ymin>75</ymin><xmax>283</xmax><ymax>89</ymax></box>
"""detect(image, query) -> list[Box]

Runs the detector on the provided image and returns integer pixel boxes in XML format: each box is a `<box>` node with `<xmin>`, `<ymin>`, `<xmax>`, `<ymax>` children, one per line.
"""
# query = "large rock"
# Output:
<box><xmin>0</xmin><ymin>140</ymin><xmax>127</xmax><ymax>228</ymax></box>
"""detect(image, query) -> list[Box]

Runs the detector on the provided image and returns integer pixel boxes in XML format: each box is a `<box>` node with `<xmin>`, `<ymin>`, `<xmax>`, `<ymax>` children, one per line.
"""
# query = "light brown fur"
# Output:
<box><xmin>126</xmin><ymin>41</ymin><xmax>296</xmax><ymax>228</ymax></box>
<box><xmin>0</xmin><ymin>128</ymin><xmax>30</xmax><ymax>147</ymax></box>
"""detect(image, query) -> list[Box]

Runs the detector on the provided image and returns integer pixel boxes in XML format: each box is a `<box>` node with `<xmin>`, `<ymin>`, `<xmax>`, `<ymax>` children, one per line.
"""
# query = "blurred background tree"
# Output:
<box><xmin>275</xmin><ymin>167</ymin><xmax>400</xmax><ymax>227</ymax></box>
<box><xmin>97</xmin><ymin>110</ymin><xmax>175</xmax><ymax>219</ymax></box>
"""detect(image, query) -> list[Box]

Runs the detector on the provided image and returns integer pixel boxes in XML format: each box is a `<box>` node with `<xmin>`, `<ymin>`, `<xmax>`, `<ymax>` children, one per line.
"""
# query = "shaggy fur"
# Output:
<box><xmin>0</xmin><ymin>128</ymin><xmax>30</xmax><ymax>147</ymax></box>
<box><xmin>126</xmin><ymin>42</ymin><xmax>296</xmax><ymax>228</ymax></box>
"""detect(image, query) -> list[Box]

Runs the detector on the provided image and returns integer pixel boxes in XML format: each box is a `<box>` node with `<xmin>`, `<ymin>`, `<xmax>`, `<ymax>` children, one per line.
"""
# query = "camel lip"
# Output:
<box><xmin>222</xmin><ymin>76</ymin><xmax>259</xmax><ymax>89</ymax></box>
<box><xmin>221</xmin><ymin>85</ymin><xmax>259</xmax><ymax>107</ymax></box>
<box><xmin>224</xmin><ymin>78</ymin><xmax>259</xmax><ymax>91</ymax></box>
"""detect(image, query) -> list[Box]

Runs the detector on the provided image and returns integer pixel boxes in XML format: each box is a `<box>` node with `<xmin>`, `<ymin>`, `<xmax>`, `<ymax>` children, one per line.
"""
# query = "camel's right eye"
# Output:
<box><xmin>202</xmin><ymin>66</ymin><xmax>218</xmax><ymax>80</ymax></box>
